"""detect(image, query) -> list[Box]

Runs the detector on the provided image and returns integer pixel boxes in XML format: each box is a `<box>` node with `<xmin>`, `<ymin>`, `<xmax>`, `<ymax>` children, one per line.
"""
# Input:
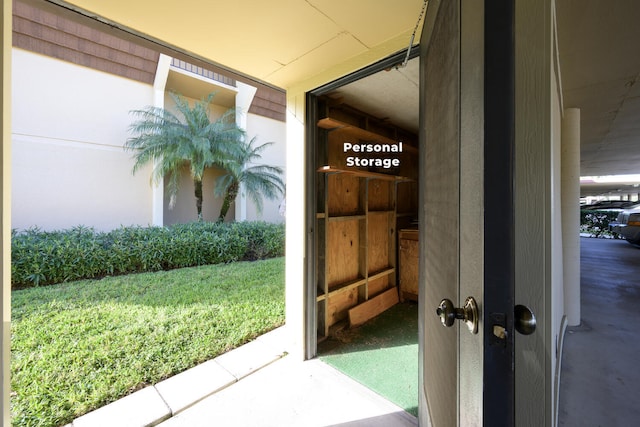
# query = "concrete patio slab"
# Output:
<box><xmin>255</xmin><ymin>324</ymin><xmax>290</xmax><ymax>354</ymax></box>
<box><xmin>213</xmin><ymin>332</ymin><xmax>286</xmax><ymax>380</ymax></box>
<box><xmin>154</xmin><ymin>359</ymin><xmax>236</xmax><ymax>415</ymax></box>
<box><xmin>157</xmin><ymin>357</ymin><xmax>418</xmax><ymax>427</ymax></box>
<box><xmin>73</xmin><ymin>385</ymin><xmax>171</xmax><ymax>427</ymax></box>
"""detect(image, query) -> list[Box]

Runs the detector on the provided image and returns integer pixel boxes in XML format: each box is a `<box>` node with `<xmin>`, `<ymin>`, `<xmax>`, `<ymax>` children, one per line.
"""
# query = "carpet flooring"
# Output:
<box><xmin>318</xmin><ymin>301</ymin><xmax>419</xmax><ymax>417</ymax></box>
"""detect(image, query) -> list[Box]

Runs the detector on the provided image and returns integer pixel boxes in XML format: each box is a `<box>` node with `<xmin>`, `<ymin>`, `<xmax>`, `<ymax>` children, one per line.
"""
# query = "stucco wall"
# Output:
<box><xmin>11</xmin><ymin>49</ymin><xmax>288</xmax><ymax>231</ymax></box>
<box><xmin>159</xmin><ymin>95</ymin><xmax>286</xmax><ymax>225</ymax></box>
<box><xmin>11</xmin><ymin>48</ymin><xmax>154</xmax><ymax>231</ymax></box>
<box><xmin>162</xmin><ymin>165</ymin><xmax>233</xmax><ymax>225</ymax></box>
<box><xmin>243</xmin><ymin>113</ymin><xmax>286</xmax><ymax>223</ymax></box>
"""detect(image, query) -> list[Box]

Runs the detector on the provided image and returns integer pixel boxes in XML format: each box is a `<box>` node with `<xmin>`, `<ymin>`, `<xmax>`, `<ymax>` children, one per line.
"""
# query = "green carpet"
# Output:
<box><xmin>318</xmin><ymin>302</ymin><xmax>418</xmax><ymax>417</ymax></box>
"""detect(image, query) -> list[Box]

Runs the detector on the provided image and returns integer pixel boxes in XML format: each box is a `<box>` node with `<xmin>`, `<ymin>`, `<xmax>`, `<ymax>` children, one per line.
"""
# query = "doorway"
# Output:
<box><xmin>305</xmin><ymin>51</ymin><xmax>420</xmax><ymax>416</ymax></box>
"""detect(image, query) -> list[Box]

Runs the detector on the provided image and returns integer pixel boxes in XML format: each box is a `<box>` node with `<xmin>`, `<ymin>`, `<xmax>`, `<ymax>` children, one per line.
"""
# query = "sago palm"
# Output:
<box><xmin>125</xmin><ymin>92</ymin><xmax>244</xmax><ymax>220</ymax></box>
<box><xmin>215</xmin><ymin>136</ymin><xmax>285</xmax><ymax>222</ymax></box>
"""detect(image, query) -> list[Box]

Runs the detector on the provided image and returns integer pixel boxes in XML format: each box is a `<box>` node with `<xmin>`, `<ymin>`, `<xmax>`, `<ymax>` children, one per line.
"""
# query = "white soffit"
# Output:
<box><xmin>60</xmin><ymin>0</ymin><xmax>427</xmax><ymax>89</ymax></box>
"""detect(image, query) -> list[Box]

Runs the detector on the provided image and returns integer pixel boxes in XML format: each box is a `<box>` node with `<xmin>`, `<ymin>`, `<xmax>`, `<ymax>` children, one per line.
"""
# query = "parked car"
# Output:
<box><xmin>582</xmin><ymin>200</ymin><xmax>637</xmax><ymax>211</ymax></box>
<box><xmin>609</xmin><ymin>205</ymin><xmax>640</xmax><ymax>246</ymax></box>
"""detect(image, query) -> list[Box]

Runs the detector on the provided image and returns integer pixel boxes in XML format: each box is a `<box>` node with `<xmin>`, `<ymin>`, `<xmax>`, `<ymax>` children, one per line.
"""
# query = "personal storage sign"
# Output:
<box><xmin>343</xmin><ymin>141</ymin><xmax>403</xmax><ymax>169</ymax></box>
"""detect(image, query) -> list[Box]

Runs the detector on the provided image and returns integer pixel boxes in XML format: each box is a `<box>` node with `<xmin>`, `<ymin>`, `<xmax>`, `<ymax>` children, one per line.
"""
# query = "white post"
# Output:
<box><xmin>234</xmin><ymin>81</ymin><xmax>256</xmax><ymax>222</ymax></box>
<box><xmin>151</xmin><ymin>54</ymin><xmax>172</xmax><ymax>226</ymax></box>
<box><xmin>1</xmin><ymin>0</ymin><xmax>12</xmax><ymax>423</ymax></box>
<box><xmin>562</xmin><ymin>108</ymin><xmax>581</xmax><ymax>326</ymax></box>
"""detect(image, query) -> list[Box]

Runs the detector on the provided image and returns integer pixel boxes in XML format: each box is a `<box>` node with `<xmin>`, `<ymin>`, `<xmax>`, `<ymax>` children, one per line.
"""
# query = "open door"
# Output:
<box><xmin>418</xmin><ymin>0</ymin><xmax>525</xmax><ymax>425</ymax></box>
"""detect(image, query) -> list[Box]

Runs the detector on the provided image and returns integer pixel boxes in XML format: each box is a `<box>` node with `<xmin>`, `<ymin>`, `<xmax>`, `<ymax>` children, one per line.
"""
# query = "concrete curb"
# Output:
<box><xmin>69</xmin><ymin>326</ymin><xmax>288</xmax><ymax>426</ymax></box>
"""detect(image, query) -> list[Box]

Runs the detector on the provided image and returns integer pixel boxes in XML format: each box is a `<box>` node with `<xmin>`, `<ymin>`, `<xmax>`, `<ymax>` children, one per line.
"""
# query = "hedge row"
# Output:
<box><xmin>580</xmin><ymin>209</ymin><xmax>620</xmax><ymax>238</ymax></box>
<box><xmin>11</xmin><ymin>221</ymin><xmax>285</xmax><ymax>288</ymax></box>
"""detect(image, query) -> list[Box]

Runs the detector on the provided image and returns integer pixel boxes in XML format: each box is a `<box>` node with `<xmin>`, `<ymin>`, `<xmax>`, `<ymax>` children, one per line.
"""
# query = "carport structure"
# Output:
<box><xmin>2</xmin><ymin>1</ymin><xmax>640</xmax><ymax>426</ymax></box>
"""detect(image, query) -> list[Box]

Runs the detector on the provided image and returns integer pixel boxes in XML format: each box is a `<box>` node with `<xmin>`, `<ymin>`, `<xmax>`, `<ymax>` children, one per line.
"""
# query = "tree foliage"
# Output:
<box><xmin>214</xmin><ymin>136</ymin><xmax>285</xmax><ymax>222</ymax></box>
<box><xmin>125</xmin><ymin>92</ymin><xmax>245</xmax><ymax>220</ymax></box>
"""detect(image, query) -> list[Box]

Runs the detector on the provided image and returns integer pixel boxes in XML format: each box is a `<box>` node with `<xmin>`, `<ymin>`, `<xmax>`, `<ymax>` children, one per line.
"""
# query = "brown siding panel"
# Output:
<box><xmin>13</xmin><ymin>1</ymin><xmax>159</xmax><ymax>84</ymax></box>
<box><xmin>249</xmin><ymin>87</ymin><xmax>286</xmax><ymax>122</ymax></box>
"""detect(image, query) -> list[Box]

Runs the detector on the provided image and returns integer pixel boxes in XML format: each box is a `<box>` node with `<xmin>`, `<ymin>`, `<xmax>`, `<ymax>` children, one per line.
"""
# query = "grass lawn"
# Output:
<box><xmin>11</xmin><ymin>257</ymin><xmax>285</xmax><ymax>427</ymax></box>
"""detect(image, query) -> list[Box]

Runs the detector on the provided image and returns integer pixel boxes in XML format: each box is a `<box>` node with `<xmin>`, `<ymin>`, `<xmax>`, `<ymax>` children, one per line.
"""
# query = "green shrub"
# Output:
<box><xmin>11</xmin><ymin>221</ymin><xmax>285</xmax><ymax>288</ymax></box>
<box><xmin>580</xmin><ymin>209</ymin><xmax>620</xmax><ymax>238</ymax></box>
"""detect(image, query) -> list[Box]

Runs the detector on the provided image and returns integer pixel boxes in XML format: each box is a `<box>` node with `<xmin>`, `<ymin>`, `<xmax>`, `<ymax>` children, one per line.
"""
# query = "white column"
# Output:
<box><xmin>285</xmin><ymin>102</ymin><xmax>305</xmax><ymax>360</ymax></box>
<box><xmin>562</xmin><ymin>108</ymin><xmax>581</xmax><ymax>326</ymax></box>
<box><xmin>234</xmin><ymin>81</ymin><xmax>256</xmax><ymax>222</ymax></box>
<box><xmin>151</xmin><ymin>54</ymin><xmax>172</xmax><ymax>226</ymax></box>
<box><xmin>1</xmin><ymin>0</ymin><xmax>12</xmax><ymax>423</ymax></box>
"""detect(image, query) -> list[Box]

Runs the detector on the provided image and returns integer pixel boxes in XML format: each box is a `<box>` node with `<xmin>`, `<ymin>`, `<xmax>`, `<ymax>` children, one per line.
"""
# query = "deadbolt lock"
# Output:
<box><xmin>436</xmin><ymin>297</ymin><xmax>479</xmax><ymax>334</ymax></box>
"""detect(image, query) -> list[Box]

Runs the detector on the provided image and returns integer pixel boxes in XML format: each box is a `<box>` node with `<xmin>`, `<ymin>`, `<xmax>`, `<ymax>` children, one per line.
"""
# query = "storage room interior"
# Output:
<box><xmin>310</xmin><ymin>57</ymin><xmax>421</xmax><ymax>348</ymax></box>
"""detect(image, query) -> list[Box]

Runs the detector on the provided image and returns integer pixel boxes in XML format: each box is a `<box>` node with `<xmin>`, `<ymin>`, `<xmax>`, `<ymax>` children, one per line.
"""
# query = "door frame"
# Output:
<box><xmin>482</xmin><ymin>0</ymin><xmax>516</xmax><ymax>423</ymax></box>
<box><xmin>304</xmin><ymin>48</ymin><xmax>420</xmax><ymax>360</ymax></box>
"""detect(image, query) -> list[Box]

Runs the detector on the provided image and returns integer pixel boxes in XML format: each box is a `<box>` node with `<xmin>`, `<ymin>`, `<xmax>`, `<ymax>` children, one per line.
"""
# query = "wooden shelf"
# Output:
<box><xmin>397</xmin><ymin>212</ymin><xmax>416</xmax><ymax>218</ymax></box>
<box><xmin>316</xmin><ymin>213</ymin><xmax>369</xmax><ymax>221</ymax></box>
<box><xmin>368</xmin><ymin>267</ymin><xmax>396</xmax><ymax>282</ymax></box>
<box><xmin>323</xmin><ymin>276</ymin><xmax>368</xmax><ymax>300</ymax></box>
<box><xmin>317</xmin><ymin>117</ymin><xmax>418</xmax><ymax>154</ymax></box>
<box><xmin>317</xmin><ymin>269</ymin><xmax>398</xmax><ymax>319</ymax></box>
<box><xmin>368</xmin><ymin>210</ymin><xmax>395</xmax><ymax>216</ymax></box>
<box><xmin>316</xmin><ymin>165</ymin><xmax>400</xmax><ymax>339</ymax></box>
<box><xmin>318</xmin><ymin>166</ymin><xmax>412</xmax><ymax>182</ymax></box>
<box><xmin>327</xmin><ymin>214</ymin><xmax>366</xmax><ymax>222</ymax></box>
<box><xmin>315</xmin><ymin>116</ymin><xmax>417</xmax><ymax>341</ymax></box>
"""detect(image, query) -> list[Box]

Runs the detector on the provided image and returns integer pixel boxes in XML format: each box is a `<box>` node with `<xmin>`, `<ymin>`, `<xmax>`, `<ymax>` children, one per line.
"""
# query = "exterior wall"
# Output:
<box><xmin>243</xmin><ymin>113</ymin><xmax>286</xmax><ymax>223</ymax></box>
<box><xmin>163</xmin><ymin>165</ymin><xmax>233</xmax><ymax>225</ymax></box>
<box><xmin>11</xmin><ymin>48</ymin><xmax>154</xmax><ymax>231</ymax></box>
<box><xmin>161</xmin><ymin>94</ymin><xmax>232</xmax><ymax>225</ymax></box>
<box><xmin>11</xmin><ymin>47</ymin><xmax>287</xmax><ymax>231</ymax></box>
<box><xmin>10</xmin><ymin>0</ymin><xmax>288</xmax><ymax>231</ymax></box>
<box><xmin>159</xmin><ymin>96</ymin><xmax>286</xmax><ymax>225</ymax></box>
<box><xmin>12</xmin><ymin>0</ymin><xmax>159</xmax><ymax>85</ymax></box>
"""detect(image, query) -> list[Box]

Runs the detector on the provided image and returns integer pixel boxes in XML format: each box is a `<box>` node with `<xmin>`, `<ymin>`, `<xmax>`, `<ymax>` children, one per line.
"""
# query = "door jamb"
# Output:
<box><xmin>483</xmin><ymin>0</ymin><xmax>516</xmax><ymax>424</ymax></box>
<box><xmin>303</xmin><ymin>47</ymin><xmax>420</xmax><ymax>359</ymax></box>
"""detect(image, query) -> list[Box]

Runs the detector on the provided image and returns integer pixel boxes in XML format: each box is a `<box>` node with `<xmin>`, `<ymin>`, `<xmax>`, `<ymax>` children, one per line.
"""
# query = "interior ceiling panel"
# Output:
<box><xmin>327</xmin><ymin>59</ymin><xmax>420</xmax><ymax>134</ymax></box>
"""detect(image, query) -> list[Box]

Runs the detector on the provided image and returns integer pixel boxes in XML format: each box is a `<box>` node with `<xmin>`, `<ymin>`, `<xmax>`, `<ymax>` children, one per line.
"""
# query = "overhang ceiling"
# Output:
<box><xmin>556</xmin><ymin>0</ymin><xmax>640</xmax><ymax>181</ymax></box>
<box><xmin>55</xmin><ymin>0</ymin><xmax>427</xmax><ymax>90</ymax></box>
<box><xmin>47</xmin><ymin>0</ymin><xmax>640</xmax><ymax>196</ymax></box>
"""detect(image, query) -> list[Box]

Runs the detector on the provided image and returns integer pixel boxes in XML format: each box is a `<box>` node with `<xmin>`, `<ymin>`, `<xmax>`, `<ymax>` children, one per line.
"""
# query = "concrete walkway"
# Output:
<box><xmin>558</xmin><ymin>237</ymin><xmax>640</xmax><ymax>426</ymax></box>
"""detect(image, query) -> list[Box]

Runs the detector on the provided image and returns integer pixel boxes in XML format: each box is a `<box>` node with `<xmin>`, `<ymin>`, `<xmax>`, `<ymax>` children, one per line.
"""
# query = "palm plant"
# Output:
<box><xmin>125</xmin><ymin>92</ymin><xmax>244</xmax><ymax>221</ymax></box>
<box><xmin>215</xmin><ymin>136</ymin><xmax>285</xmax><ymax>222</ymax></box>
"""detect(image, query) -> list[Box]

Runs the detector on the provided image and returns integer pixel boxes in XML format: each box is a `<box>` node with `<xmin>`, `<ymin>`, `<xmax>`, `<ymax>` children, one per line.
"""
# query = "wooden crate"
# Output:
<box><xmin>399</xmin><ymin>229</ymin><xmax>419</xmax><ymax>302</ymax></box>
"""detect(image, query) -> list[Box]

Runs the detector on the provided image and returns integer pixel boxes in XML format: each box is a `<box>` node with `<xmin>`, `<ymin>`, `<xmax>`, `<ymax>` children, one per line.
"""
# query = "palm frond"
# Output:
<box><xmin>213</xmin><ymin>135</ymin><xmax>285</xmax><ymax>214</ymax></box>
<box><xmin>126</xmin><ymin>92</ymin><xmax>246</xmax><ymax>214</ymax></box>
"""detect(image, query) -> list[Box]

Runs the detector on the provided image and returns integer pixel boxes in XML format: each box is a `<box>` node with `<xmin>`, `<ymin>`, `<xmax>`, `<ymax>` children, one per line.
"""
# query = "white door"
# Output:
<box><xmin>418</xmin><ymin>1</ymin><xmax>545</xmax><ymax>425</ymax></box>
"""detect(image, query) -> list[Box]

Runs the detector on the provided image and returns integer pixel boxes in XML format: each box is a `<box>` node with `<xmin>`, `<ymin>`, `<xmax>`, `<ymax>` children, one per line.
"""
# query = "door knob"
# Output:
<box><xmin>514</xmin><ymin>304</ymin><xmax>536</xmax><ymax>335</ymax></box>
<box><xmin>436</xmin><ymin>297</ymin><xmax>479</xmax><ymax>334</ymax></box>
